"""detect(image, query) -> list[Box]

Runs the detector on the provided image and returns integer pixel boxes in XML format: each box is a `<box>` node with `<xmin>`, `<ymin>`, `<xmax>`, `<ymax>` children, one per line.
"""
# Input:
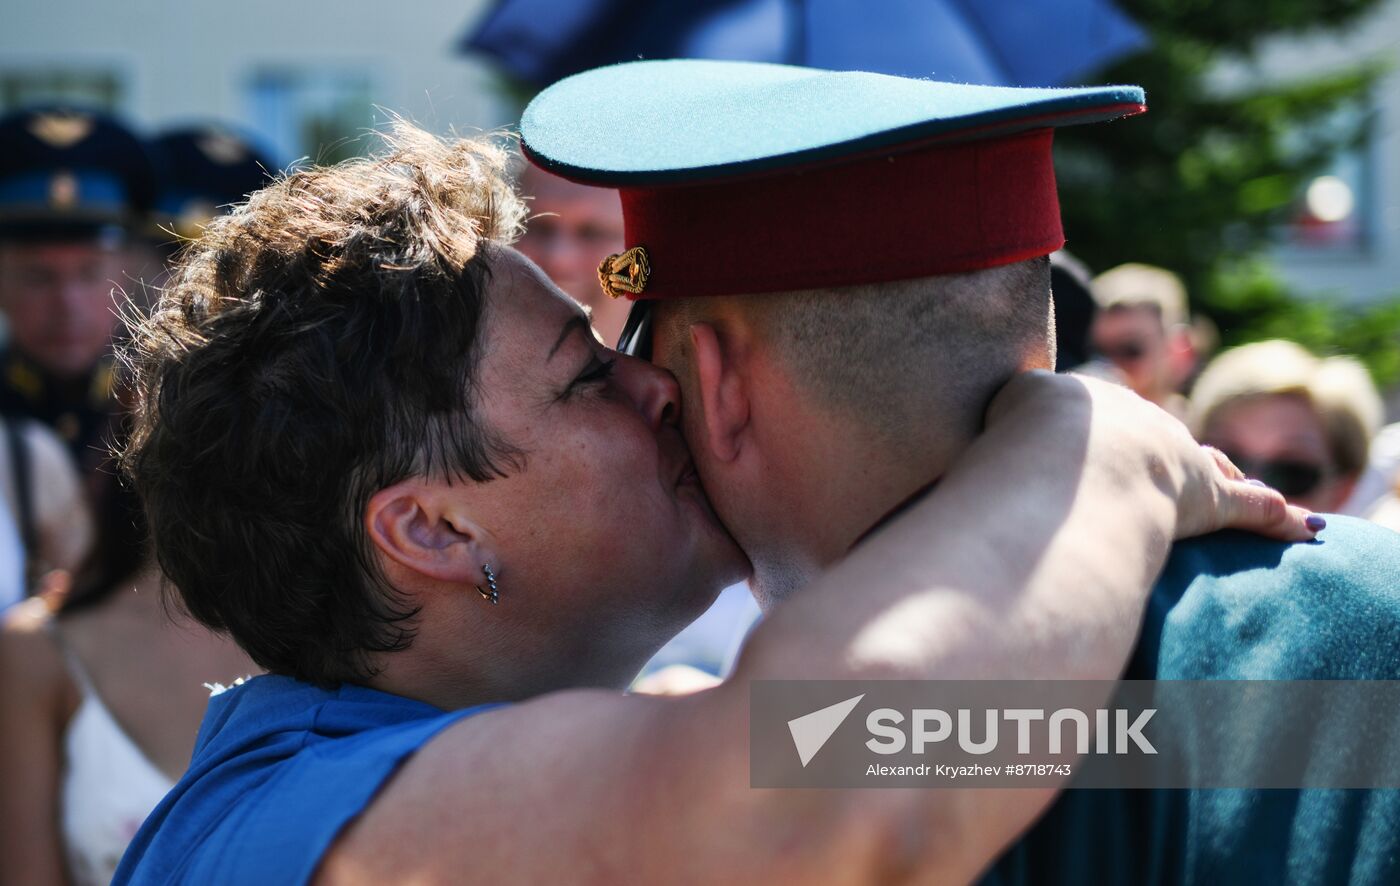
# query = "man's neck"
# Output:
<box><xmin>770</xmin><ymin>405</ymin><xmax>971</xmax><ymax>573</ymax></box>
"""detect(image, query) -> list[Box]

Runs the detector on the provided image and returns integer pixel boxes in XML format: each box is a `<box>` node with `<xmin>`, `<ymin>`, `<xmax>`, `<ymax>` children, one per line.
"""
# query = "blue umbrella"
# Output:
<box><xmin>461</xmin><ymin>0</ymin><xmax>1147</xmax><ymax>89</ymax></box>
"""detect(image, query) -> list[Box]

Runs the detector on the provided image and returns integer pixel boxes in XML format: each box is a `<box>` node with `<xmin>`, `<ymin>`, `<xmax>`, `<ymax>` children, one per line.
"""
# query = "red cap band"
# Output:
<box><xmin>617</xmin><ymin>128</ymin><xmax>1063</xmax><ymax>300</ymax></box>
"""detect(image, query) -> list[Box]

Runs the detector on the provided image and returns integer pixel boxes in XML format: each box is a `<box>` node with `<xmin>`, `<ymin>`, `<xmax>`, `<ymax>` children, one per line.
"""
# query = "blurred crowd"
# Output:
<box><xmin>0</xmin><ymin>101</ymin><xmax>1396</xmax><ymax>885</ymax></box>
<box><xmin>1065</xmin><ymin>257</ymin><xmax>1397</xmax><ymax>525</ymax></box>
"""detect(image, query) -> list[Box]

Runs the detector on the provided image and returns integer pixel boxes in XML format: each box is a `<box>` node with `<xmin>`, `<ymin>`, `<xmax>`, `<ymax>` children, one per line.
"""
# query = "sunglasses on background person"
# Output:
<box><xmin>1219</xmin><ymin>450</ymin><xmax>1328</xmax><ymax>499</ymax></box>
<box><xmin>1095</xmin><ymin>339</ymin><xmax>1149</xmax><ymax>364</ymax></box>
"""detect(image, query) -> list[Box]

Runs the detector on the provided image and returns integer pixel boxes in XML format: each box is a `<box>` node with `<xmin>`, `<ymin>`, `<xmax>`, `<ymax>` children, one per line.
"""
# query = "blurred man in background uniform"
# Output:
<box><xmin>0</xmin><ymin>106</ymin><xmax>154</xmax><ymax>462</ymax></box>
<box><xmin>0</xmin><ymin>107</ymin><xmax>152</xmax><ymax>594</ymax></box>
<box><xmin>141</xmin><ymin>122</ymin><xmax>274</xmax><ymax>287</ymax></box>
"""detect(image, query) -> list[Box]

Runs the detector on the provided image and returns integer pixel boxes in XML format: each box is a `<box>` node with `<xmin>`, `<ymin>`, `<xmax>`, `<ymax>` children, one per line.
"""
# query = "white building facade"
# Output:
<box><xmin>0</xmin><ymin>0</ymin><xmax>511</xmax><ymax>167</ymax></box>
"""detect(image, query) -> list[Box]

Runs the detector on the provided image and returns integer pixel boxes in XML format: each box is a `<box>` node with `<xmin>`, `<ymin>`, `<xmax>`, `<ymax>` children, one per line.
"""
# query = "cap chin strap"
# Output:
<box><xmin>616</xmin><ymin>299</ymin><xmax>655</xmax><ymax>360</ymax></box>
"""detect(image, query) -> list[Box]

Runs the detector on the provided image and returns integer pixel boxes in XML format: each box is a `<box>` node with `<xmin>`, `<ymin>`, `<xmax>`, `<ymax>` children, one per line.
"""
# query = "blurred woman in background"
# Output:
<box><xmin>1189</xmin><ymin>339</ymin><xmax>1383</xmax><ymax>513</ymax></box>
<box><xmin>0</xmin><ymin>531</ymin><xmax>256</xmax><ymax>886</ymax></box>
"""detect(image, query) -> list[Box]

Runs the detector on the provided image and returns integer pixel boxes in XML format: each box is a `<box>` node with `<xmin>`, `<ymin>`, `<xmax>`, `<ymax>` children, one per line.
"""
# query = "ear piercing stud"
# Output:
<box><xmin>477</xmin><ymin>564</ymin><xmax>499</xmax><ymax>605</ymax></box>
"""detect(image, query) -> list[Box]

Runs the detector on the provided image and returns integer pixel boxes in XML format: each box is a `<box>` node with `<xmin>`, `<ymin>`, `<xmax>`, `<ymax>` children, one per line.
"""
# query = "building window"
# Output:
<box><xmin>0</xmin><ymin>69</ymin><xmax>123</xmax><ymax>112</ymax></box>
<box><xmin>1280</xmin><ymin>104</ymin><xmax>1375</xmax><ymax>255</ymax></box>
<box><xmin>245</xmin><ymin>68</ymin><xmax>375</xmax><ymax>167</ymax></box>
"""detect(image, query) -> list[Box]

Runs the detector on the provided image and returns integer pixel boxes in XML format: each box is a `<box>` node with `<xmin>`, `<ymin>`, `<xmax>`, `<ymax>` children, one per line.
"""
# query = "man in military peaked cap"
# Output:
<box><xmin>120</xmin><ymin>122</ymin><xmax>277</xmax><ymax>297</ymax></box>
<box><xmin>522</xmin><ymin>59</ymin><xmax>1400</xmax><ymax>884</ymax></box>
<box><xmin>0</xmin><ymin>106</ymin><xmax>155</xmax><ymax>459</ymax></box>
<box><xmin>523</xmin><ymin>59</ymin><xmax>1158</xmax><ymax>601</ymax></box>
<box><xmin>147</xmin><ymin>124</ymin><xmax>274</xmax><ymax>246</ymax></box>
<box><xmin>0</xmin><ymin>106</ymin><xmax>154</xmax><ymax>591</ymax></box>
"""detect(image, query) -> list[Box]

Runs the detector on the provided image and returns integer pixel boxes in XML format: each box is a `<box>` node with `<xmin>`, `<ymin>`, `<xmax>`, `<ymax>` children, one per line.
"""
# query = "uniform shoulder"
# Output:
<box><xmin>1151</xmin><ymin>517</ymin><xmax>1400</xmax><ymax>679</ymax></box>
<box><xmin>1163</xmin><ymin>515</ymin><xmax>1400</xmax><ymax>597</ymax></box>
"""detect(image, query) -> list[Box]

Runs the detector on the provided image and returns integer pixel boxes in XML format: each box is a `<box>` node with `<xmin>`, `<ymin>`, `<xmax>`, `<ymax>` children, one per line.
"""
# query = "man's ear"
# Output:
<box><xmin>365</xmin><ymin>481</ymin><xmax>488</xmax><ymax>584</ymax></box>
<box><xmin>690</xmin><ymin>321</ymin><xmax>751</xmax><ymax>463</ymax></box>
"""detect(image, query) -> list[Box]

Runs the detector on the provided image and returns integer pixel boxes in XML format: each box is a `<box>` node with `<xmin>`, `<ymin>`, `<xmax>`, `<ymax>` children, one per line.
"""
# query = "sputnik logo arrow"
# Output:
<box><xmin>788</xmin><ymin>694</ymin><xmax>865</xmax><ymax>767</ymax></box>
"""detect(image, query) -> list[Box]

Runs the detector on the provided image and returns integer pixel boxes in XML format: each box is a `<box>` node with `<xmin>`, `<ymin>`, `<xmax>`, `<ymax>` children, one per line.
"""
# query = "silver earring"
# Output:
<box><xmin>477</xmin><ymin>564</ymin><xmax>499</xmax><ymax>605</ymax></box>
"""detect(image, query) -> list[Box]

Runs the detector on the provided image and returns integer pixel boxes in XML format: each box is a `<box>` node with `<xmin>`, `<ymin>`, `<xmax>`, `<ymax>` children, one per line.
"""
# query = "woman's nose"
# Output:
<box><xmin>614</xmin><ymin>352</ymin><xmax>680</xmax><ymax>430</ymax></box>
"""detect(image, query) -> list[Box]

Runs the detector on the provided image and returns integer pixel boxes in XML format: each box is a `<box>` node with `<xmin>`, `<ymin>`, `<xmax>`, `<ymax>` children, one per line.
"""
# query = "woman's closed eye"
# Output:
<box><xmin>564</xmin><ymin>353</ymin><xmax>617</xmax><ymax>398</ymax></box>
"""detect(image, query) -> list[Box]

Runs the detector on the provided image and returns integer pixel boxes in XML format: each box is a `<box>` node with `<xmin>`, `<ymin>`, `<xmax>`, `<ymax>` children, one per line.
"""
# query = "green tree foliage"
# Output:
<box><xmin>1209</xmin><ymin>261</ymin><xmax>1400</xmax><ymax>386</ymax></box>
<box><xmin>1056</xmin><ymin>0</ymin><xmax>1400</xmax><ymax>384</ymax></box>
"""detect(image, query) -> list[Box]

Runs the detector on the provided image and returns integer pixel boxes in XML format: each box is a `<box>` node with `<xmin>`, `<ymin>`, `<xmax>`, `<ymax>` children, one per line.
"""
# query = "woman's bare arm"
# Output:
<box><xmin>0</xmin><ymin>602</ymin><xmax>76</xmax><ymax>886</ymax></box>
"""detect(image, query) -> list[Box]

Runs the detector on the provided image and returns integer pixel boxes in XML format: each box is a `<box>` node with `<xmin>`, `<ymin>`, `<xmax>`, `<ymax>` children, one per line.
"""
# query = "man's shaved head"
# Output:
<box><xmin>658</xmin><ymin>257</ymin><xmax>1053</xmax><ymax>446</ymax></box>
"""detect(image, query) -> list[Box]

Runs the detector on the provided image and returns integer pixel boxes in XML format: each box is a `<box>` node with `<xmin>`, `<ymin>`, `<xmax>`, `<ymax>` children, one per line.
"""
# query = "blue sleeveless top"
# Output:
<box><xmin>113</xmin><ymin>675</ymin><xmax>498</xmax><ymax>885</ymax></box>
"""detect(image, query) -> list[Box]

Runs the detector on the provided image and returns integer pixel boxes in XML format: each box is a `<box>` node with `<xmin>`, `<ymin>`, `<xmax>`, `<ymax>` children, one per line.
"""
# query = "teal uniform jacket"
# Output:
<box><xmin>984</xmin><ymin>515</ymin><xmax>1400</xmax><ymax>886</ymax></box>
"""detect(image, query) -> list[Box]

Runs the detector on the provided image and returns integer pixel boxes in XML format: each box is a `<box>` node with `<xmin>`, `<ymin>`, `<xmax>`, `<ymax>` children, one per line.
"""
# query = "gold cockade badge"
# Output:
<box><xmin>597</xmin><ymin>246</ymin><xmax>651</xmax><ymax>299</ymax></box>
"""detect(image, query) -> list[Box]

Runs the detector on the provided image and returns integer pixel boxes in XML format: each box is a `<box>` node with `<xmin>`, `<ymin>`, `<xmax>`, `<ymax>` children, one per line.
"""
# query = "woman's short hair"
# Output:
<box><xmin>1188</xmin><ymin>339</ymin><xmax>1383</xmax><ymax>477</ymax></box>
<box><xmin>120</xmin><ymin>123</ymin><xmax>525</xmax><ymax>686</ymax></box>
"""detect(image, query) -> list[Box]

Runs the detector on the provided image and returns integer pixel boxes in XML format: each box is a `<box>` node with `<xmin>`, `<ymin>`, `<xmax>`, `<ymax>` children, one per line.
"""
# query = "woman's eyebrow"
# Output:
<box><xmin>549</xmin><ymin>315</ymin><xmax>591</xmax><ymax>360</ymax></box>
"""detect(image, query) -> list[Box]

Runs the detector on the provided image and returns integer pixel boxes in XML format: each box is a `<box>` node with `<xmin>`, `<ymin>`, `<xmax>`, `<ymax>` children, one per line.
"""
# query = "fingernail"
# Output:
<box><xmin>1305</xmin><ymin>515</ymin><xmax>1327</xmax><ymax>532</ymax></box>
<box><xmin>1246</xmin><ymin>479</ymin><xmax>1269</xmax><ymax>488</ymax></box>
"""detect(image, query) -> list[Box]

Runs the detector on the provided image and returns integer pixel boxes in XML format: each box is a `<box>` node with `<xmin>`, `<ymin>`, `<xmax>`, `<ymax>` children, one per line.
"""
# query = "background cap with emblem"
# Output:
<box><xmin>520</xmin><ymin>59</ymin><xmax>1146</xmax><ymax>351</ymax></box>
<box><xmin>0</xmin><ymin>104</ymin><xmax>157</xmax><ymax>244</ymax></box>
<box><xmin>147</xmin><ymin>123</ymin><xmax>277</xmax><ymax>243</ymax></box>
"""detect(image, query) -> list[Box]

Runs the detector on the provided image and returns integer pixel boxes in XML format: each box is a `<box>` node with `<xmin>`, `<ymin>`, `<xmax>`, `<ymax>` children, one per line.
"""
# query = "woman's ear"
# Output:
<box><xmin>690</xmin><ymin>321</ymin><xmax>751</xmax><ymax>464</ymax></box>
<box><xmin>365</xmin><ymin>480</ymin><xmax>488</xmax><ymax>584</ymax></box>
